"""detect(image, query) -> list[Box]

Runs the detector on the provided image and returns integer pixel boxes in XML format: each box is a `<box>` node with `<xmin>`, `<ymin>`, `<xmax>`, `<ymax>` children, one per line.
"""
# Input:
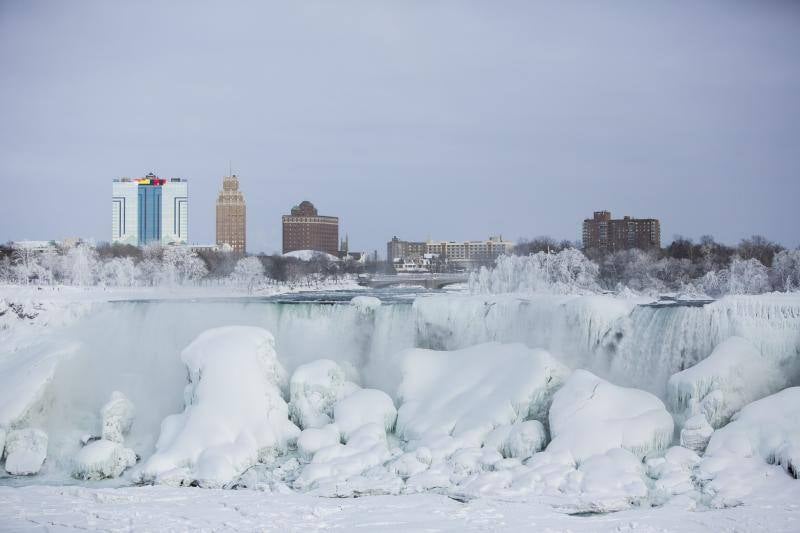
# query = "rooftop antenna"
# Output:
<box><xmin>228</xmin><ymin>160</ymin><xmax>232</xmax><ymax>177</ymax></box>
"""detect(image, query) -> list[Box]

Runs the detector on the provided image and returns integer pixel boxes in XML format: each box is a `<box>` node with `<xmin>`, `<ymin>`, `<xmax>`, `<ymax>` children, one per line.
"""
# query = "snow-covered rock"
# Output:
<box><xmin>350</xmin><ymin>296</ymin><xmax>381</xmax><ymax>313</ymax></box>
<box><xmin>289</xmin><ymin>359</ymin><xmax>359</xmax><ymax>430</ymax></box>
<box><xmin>508</xmin><ymin>448</ymin><xmax>650</xmax><ymax>513</ymax></box>
<box><xmin>140</xmin><ymin>326</ymin><xmax>300</xmax><ymax>487</ymax></box>
<box><xmin>484</xmin><ymin>421</ymin><xmax>546</xmax><ymax>459</ymax></box>
<box><xmin>72</xmin><ymin>439</ymin><xmax>136</xmax><ymax>480</ymax></box>
<box><xmin>547</xmin><ymin>370</ymin><xmax>674</xmax><ymax>462</ymax></box>
<box><xmin>646</xmin><ymin>446</ymin><xmax>700</xmax><ymax>502</ymax></box>
<box><xmin>667</xmin><ymin>336</ymin><xmax>784</xmax><ymax>428</ymax></box>
<box><xmin>333</xmin><ymin>388</ymin><xmax>397</xmax><ymax>442</ymax></box>
<box><xmin>680</xmin><ymin>414</ymin><xmax>714</xmax><ymax>453</ymax></box>
<box><xmin>0</xmin><ymin>427</ymin><xmax>6</xmax><ymax>460</ymax></box>
<box><xmin>293</xmin><ymin>423</ymin><xmax>395</xmax><ymax>493</ymax></box>
<box><xmin>4</xmin><ymin>428</ymin><xmax>48</xmax><ymax>475</ymax></box>
<box><xmin>100</xmin><ymin>391</ymin><xmax>135</xmax><ymax>443</ymax></box>
<box><xmin>396</xmin><ymin>343</ymin><xmax>569</xmax><ymax>447</ymax></box>
<box><xmin>703</xmin><ymin>387</ymin><xmax>800</xmax><ymax>478</ymax></box>
<box><xmin>296</xmin><ymin>424</ymin><xmax>341</xmax><ymax>461</ymax></box>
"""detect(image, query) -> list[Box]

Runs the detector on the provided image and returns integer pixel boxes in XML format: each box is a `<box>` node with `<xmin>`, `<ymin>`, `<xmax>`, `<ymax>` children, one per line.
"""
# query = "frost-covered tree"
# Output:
<box><xmin>160</xmin><ymin>246</ymin><xmax>208</xmax><ymax>285</ymax></box>
<box><xmin>727</xmin><ymin>257</ymin><xmax>770</xmax><ymax>295</ymax></box>
<box><xmin>99</xmin><ymin>257</ymin><xmax>138</xmax><ymax>287</ymax></box>
<box><xmin>10</xmin><ymin>247</ymin><xmax>53</xmax><ymax>285</ymax></box>
<box><xmin>232</xmin><ymin>256</ymin><xmax>265</xmax><ymax>293</ymax></box>
<box><xmin>470</xmin><ymin>248</ymin><xmax>598</xmax><ymax>294</ymax></box>
<box><xmin>770</xmin><ymin>249</ymin><xmax>800</xmax><ymax>292</ymax></box>
<box><xmin>62</xmin><ymin>243</ymin><xmax>99</xmax><ymax>286</ymax></box>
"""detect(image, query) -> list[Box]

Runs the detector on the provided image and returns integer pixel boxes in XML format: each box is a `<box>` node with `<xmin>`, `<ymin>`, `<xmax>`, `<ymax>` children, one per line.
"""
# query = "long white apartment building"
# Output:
<box><xmin>112</xmin><ymin>173</ymin><xmax>188</xmax><ymax>246</ymax></box>
<box><xmin>387</xmin><ymin>235</ymin><xmax>514</xmax><ymax>270</ymax></box>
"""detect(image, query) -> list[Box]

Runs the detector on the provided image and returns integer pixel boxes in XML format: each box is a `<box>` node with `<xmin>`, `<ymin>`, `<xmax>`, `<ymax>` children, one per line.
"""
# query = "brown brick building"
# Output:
<box><xmin>582</xmin><ymin>211</ymin><xmax>661</xmax><ymax>252</ymax></box>
<box><xmin>282</xmin><ymin>201</ymin><xmax>339</xmax><ymax>256</ymax></box>
<box><xmin>215</xmin><ymin>174</ymin><xmax>246</xmax><ymax>253</ymax></box>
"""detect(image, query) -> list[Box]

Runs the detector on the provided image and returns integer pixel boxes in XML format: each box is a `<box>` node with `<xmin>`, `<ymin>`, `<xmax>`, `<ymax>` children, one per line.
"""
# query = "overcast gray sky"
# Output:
<box><xmin>1</xmin><ymin>0</ymin><xmax>798</xmax><ymax>254</ymax></box>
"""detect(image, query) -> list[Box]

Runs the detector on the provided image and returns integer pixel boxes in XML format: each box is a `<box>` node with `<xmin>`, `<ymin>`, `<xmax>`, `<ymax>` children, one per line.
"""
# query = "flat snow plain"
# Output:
<box><xmin>1</xmin><ymin>483</ymin><xmax>799</xmax><ymax>532</ymax></box>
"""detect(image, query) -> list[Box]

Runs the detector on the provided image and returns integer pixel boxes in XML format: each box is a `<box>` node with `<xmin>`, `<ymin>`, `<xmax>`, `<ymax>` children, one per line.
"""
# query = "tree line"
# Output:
<box><xmin>0</xmin><ymin>242</ymin><xmax>377</xmax><ymax>291</ymax></box>
<box><xmin>511</xmin><ymin>234</ymin><xmax>800</xmax><ymax>295</ymax></box>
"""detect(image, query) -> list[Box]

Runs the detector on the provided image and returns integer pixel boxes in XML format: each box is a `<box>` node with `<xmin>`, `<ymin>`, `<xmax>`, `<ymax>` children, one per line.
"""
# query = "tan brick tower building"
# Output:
<box><xmin>216</xmin><ymin>174</ymin><xmax>246</xmax><ymax>253</ymax></box>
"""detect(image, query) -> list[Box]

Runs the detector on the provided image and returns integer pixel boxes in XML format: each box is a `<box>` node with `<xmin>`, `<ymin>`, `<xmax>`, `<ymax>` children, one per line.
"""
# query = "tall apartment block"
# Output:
<box><xmin>215</xmin><ymin>174</ymin><xmax>246</xmax><ymax>253</ymax></box>
<box><xmin>112</xmin><ymin>173</ymin><xmax>188</xmax><ymax>246</ymax></box>
<box><xmin>582</xmin><ymin>211</ymin><xmax>660</xmax><ymax>252</ymax></box>
<box><xmin>282</xmin><ymin>201</ymin><xmax>339</xmax><ymax>256</ymax></box>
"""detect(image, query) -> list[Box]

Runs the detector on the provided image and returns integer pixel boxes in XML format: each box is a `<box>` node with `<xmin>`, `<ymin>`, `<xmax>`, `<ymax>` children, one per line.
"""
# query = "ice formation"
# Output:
<box><xmin>294</xmin><ymin>422</ymin><xmax>396</xmax><ymax>495</ymax></box>
<box><xmin>296</xmin><ymin>424</ymin><xmax>341</xmax><ymax>461</ymax></box>
<box><xmin>139</xmin><ymin>326</ymin><xmax>300</xmax><ymax>487</ymax></box>
<box><xmin>350</xmin><ymin>296</ymin><xmax>381</xmax><ymax>313</ymax></box>
<box><xmin>396</xmin><ymin>343</ymin><xmax>569</xmax><ymax>447</ymax></box>
<box><xmin>703</xmin><ymin>387</ymin><xmax>800</xmax><ymax>478</ymax></box>
<box><xmin>288</xmin><ymin>359</ymin><xmax>359</xmax><ymax>429</ymax></box>
<box><xmin>4</xmin><ymin>428</ymin><xmax>48</xmax><ymax>475</ymax></box>
<box><xmin>333</xmin><ymin>388</ymin><xmax>397</xmax><ymax>442</ymax></box>
<box><xmin>2</xmin><ymin>288</ymin><xmax>800</xmax><ymax>520</ymax></box>
<box><xmin>101</xmin><ymin>391</ymin><xmax>135</xmax><ymax>443</ymax></box>
<box><xmin>646</xmin><ymin>446</ymin><xmax>701</xmax><ymax>503</ymax></box>
<box><xmin>666</xmin><ymin>336</ymin><xmax>784</xmax><ymax>428</ymax></box>
<box><xmin>679</xmin><ymin>414</ymin><xmax>714</xmax><ymax>453</ymax></box>
<box><xmin>72</xmin><ymin>439</ymin><xmax>136</xmax><ymax>480</ymax></box>
<box><xmin>0</xmin><ymin>343</ymin><xmax>80</xmax><ymax>427</ymax></box>
<box><xmin>484</xmin><ymin>421</ymin><xmax>547</xmax><ymax>459</ymax></box>
<box><xmin>547</xmin><ymin>370</ymin><xmax>674</xmax><ymax>462</ymax></box>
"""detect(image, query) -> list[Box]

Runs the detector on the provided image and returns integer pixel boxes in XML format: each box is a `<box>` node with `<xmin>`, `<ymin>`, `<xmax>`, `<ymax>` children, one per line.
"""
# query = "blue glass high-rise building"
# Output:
<box><xmin>112</xmin><ymin>173</ymin><xmax>188</xmax><ymax>246</ymax></box>
<box><xmin>137</xmin><ymin>184</ymin><xmax>163</xmax><ymax>246</ymax></box>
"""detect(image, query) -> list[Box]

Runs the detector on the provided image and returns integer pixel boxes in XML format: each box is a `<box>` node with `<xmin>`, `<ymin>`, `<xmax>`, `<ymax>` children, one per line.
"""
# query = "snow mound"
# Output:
<box><xmin>547</xmin><ymin>370</ymin><xmax>674</xmax><ymax>462</ymax></box>
<box><xmin>646</xmin><ymin>446</ymin><xmax>700</xmax><ymax>502</ymax></box>
<box><xmin>101</xmin><ymin>391</ymin><xmax>135</xmax><ymax>443</ymax></box>
<box><xmin>293</xmin><ymin>423</ymin><xmax>396</xmax><ymax>495</ymax></box>
<box><xmin>333</xmin><ymin>388</ymin><xmax>397</xmax><ymax>442</ymax></box>
<box><xmin>296</xmin><ymin>424</ymin><xmax>341</xmax><ymax>461</ymax></box>
<box><xmin>0</xmin><ymin>343</ymin><xmax>80</xmax><ymax>427</ymax></box>
<box><xmin>140</xmin><ymin>326</ymin><xmax>300</xmax><ymax>487</ymax></box>
<box><xmin>695</xmin><ymin>385</ymin><xmax>800</xmax><ymax>509</ymax></box>
<box><xmin>4</xmin><ymin>428</ymin><xmax>48</xmax><ymax>475</ymax></box>
<box><xmin>666</xmin><ymin>336</ymin><xmax>784</xmax><ymax>428</ymax></box>
<box><xmin>704</xmin><ymin>387</ymin><xmax>800</xmax><ymax>478</ymax></box>
<box><xmin>288</xmin><ymin>359</ymin><xmax>359</xmax><ymax>430</ymax></box>
<box><xmin>283</xmin><ymin>250</ymin><xmax>339</xmax><ymax>262</ymax></box>
<box><xmin>396</xmin><ymin>343</ymin><xmax>569</xmax><ymax>447</ymax></box>
<box><xmin>680</xmin><ymin>414</ymin><xmax>714</xmax><ymax>453</ymax></box>
<box><xmin>350</xmin><ymin>296</ymin><xmax>381</xmax><ymax>313</ymax></box>
<box><xmin>505</xmin><ymin>448</ymin><xmax>650</xmax><ymax>513</ymax></box>
<box><xmin>72</xmin><ymin>439</ymin><xmax>136</xmax><ymax>480</ymax></box>
<box><xmin>484</xmin><ymin>421</ymin><xmax>546</xmax><ymax>459</ymax></box>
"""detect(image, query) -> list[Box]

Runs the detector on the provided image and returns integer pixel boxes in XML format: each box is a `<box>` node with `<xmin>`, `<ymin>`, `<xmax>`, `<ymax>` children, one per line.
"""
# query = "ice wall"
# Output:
<box><xmin>604</xmin><ymin>295</ymin><xmax>800</xmax><ymax>395</ymax></box>
<box><xmin>413</xmin><ymin>293</ymin><xmax>800</xmax><ymax>396</ymax></box>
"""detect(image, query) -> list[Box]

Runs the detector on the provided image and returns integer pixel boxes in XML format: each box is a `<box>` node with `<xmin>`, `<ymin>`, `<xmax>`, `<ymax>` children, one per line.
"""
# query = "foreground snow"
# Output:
<box><xmin>1</xmin><ymin>483</ymin><xmax>799</xmax><ymax>532</ymax></box>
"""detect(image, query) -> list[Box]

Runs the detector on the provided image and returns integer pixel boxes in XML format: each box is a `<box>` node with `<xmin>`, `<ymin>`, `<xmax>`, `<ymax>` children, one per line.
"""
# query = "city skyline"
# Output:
<box><xmin>2</xmin><ymin>2</ymin><xmax>799</xmax><ymax>252</ymax></box>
